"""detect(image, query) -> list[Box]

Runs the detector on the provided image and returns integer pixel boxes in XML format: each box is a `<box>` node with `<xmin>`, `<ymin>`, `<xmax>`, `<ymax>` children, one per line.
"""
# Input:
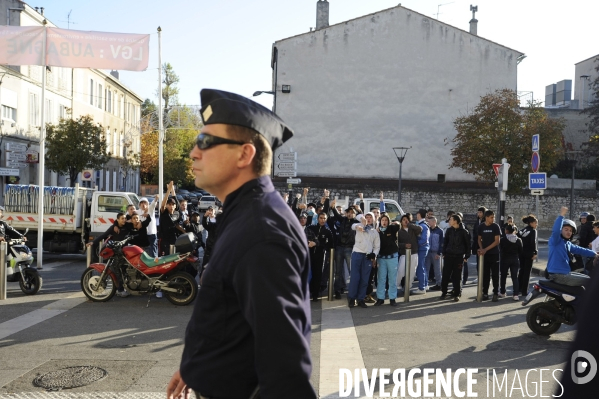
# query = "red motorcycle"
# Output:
<box><xmin>81</xmin><ymin>233</ymin><xmax>199</xmax><ymax>305</ymax></box>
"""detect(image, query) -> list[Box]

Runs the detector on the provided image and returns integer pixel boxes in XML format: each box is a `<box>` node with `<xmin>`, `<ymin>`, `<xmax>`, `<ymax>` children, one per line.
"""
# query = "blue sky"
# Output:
<box><xmin>36</xmin><ymin>0</ymin><xmax>598</xmax><ymax>110</ymax></box>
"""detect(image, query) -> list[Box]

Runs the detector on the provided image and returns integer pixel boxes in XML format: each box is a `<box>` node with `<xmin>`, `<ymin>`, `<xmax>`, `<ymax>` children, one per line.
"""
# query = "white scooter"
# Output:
<box><xmin>4</xmin><ymin>229</ymin><xmax>42</xmax><ymax>295</ymax></box>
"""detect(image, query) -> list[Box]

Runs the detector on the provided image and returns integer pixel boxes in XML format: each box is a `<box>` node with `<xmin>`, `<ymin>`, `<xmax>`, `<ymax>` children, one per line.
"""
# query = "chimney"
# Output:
<box><xmin>316</xmin><ymin>0</ymin><xmax>329</xmax><ymax>30</ymax></box>
<box><xmin>469</xmin><ymin>5</ymin><xmax>478</xmax><ymax>35</ymax></box>
<box><xmin>40</xmin><ymin>7</ymin><xmax>44</xmax><ymax>15</ymax></box>
<box><xmin>110</xmin><ymin>70</ymin><xmax>120</xmax><ymax>80</ymax></box>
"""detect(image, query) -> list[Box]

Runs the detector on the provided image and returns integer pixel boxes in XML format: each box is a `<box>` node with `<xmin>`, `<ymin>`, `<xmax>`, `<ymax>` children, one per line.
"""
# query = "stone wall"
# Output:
<box><xmin>274</xmin><ymin>182</ymin><xmax>598</xmax><ymax>230</ymax></box>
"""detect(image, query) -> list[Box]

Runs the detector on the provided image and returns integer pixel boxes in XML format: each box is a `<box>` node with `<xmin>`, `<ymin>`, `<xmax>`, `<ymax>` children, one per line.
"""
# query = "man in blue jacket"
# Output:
<box><xmin>547</xmin><ymin>206</ymin><xmax>597</xmax><ymax>286</ymax></box>
<box><xmin>414</xmin><ymin>209</ymin><xmax>430</xmax><ymax>294</ymax></box>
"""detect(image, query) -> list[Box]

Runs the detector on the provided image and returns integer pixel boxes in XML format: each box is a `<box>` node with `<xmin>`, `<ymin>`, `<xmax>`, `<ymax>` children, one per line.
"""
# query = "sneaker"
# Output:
<box><xmin>413</xmin><ymin>289</ymin><xmax>426</xmax><ymax>295</ymax></box>
<box><xmin>473</xmin><ymin>278</ymin><xmax>478</xmax><ymax>284</ymax></box>
<box><xmin>116</xmin><ymin>290</ymin><xmax>130</xmax><ymax>298</ymax></box>
<box><xmin>482</xmin><ymin>294</ymin><xmax>489</xmax><ymax>301</ymax></box>
<box><xmin>429</xmin><ymin>285</ymin><xmax>441</xmax><ymax>291</ymax></box>
<box><xmin>365</xmin><ymin>295</ymin><xmax>376</xmax><ymax>303</ymax></box>
<box><xmin>334</xmin><ymin>291</ymin><xmax>342</xmax><ymax>300</ymax></box>
<box><xmin>513</xmin><ymin>295</ymin><xmax>520</xmax><ymax>301</ymax></box>
<box><xmin>357</xmin><ymin>300</ymin><xmax>368</xmax><ymax>308</ymax></box>
<box><xmin>492</xmin><ymin>294</ymin><xmax>498</xmax><ymax>302</ymax></box>
<box><xmin>453</xmin><ymin>296</ymin><xmax>460</xmax><ymax>302</ymax></box>
<box><xmin>156</xmin><ymin>291</ymin><xmax>163</xmax><ymax>298</ymax></box>
<box><xmin>348</xmin><ymin>298</ymin><xmax>356</xmax><ymax>308</ymax></box>
<box><xmin>389</xmin><ymin>299</ymin><xmax>397</xmax><ymax>307</ymax></box>
<box><xmin>498</xmin><ymin>292</ymin><xmax>506</xmax><ymax>298</ymax></box>
<box><xmin>374</xmin><ymin>299</ymin><xmax>384</xmax><ymax>306</ymax></box>
<box><xmin>439</xmin><ymin>294</ymin><xmax>447</xmax><ymax>300</ymax></box>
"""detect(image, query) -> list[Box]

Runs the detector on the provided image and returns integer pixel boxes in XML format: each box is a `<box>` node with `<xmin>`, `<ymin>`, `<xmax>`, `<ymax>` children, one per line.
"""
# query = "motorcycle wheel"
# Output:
<box><xmin>81</xmin><ymin>267</ymin><xmax>117</xmax><ymax>302</ymax></box>
<box><xmin>164</xmin><ymin>272</ymin><xmax>197</xmax><ymax>306</ymax></box>
<box><xmin>526</xmin><ymin>302</ymin><xmax>562</xmax><ymax>336</ymax></box>
<box><xmin>19</xmin><ymin>269</ymin><xmax>42</xmax><ymax>295</ymax></box>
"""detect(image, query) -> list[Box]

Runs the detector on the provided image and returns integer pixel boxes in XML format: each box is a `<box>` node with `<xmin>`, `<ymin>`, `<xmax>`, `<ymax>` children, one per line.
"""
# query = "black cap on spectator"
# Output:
<box><xmin>299</xmin><ymin>213</ymin><xmax>308</xmax><ymax>219</ymax></box>
<box><xmin>307</xmin><ymin>203</ymin><xmax>317</xmax><ymax>209</ymax></box>
<box><xmin>199</xmin><ymin>89</ymin><xmax>293</xmax><ymax>150</ymax></box>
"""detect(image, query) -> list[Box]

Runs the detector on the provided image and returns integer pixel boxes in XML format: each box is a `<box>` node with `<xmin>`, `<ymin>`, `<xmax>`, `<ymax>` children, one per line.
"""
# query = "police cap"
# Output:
<box><xmin>199</xmin><ymin>89</ymin><xmax>293</xmax><ymax>150</ymax></box>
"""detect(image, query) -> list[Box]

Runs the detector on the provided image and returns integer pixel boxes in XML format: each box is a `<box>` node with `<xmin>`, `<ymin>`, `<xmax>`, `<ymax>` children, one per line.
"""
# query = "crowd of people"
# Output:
<box><xmin>286</xmin><ymin>190</ymin><xmax>599</xmax><ymax>308</ymax></box>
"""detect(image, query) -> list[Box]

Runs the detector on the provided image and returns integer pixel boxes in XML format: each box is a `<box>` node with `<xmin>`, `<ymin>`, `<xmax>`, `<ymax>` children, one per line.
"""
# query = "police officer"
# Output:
<box><xmin>166</xmin><ymin>89</ymin><xmax>315</xmax><ymax>399</ymax></box>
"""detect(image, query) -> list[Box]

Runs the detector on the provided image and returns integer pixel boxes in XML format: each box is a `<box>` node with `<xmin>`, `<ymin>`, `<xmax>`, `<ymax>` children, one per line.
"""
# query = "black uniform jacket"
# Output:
<box><xmin>180</xmin><ymin>176</ymin><xmax>316</xmax><ymax>399</ymax></box>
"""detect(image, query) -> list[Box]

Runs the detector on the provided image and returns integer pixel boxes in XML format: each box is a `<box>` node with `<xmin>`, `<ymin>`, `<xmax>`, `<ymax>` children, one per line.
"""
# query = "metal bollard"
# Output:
<box><xmin>404</xmin><ymin>248</ymin><xmax>412</xmax><ymax>303</ymax></box>
<box><xmin>477</xmin><ymin>254</ymin><xmax>485</xmax><ymax>302</ymax></box>
<box><xmin>169</xmin><ymin>245</ymin><xmax>176</xmax><ymax>255</ymax></box>
<box><xmin>86</xmin><ymin>245</ymin><xmax>92</xmax><ymax>267</ymax></box>
<box><xmin>0</xmin><ymin>242</ymin><xmax>7</xmax><ymax>300</ymax></box>
<box><xmin>328</xmin><ymin>248</ymin><xmax>335</xmax><ymax>301</ymax></box>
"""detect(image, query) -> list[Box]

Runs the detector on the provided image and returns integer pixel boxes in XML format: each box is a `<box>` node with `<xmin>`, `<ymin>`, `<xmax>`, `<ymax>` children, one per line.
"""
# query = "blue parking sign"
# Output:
<box><xmin>529</xmin><ymin>173</ymin><xmax>546</xmax><ymax>190</ymax></box>
<box><xmin>532</xmin><ymin>134</ymin><xmax>539</xmax><ymax>152</ymax></box>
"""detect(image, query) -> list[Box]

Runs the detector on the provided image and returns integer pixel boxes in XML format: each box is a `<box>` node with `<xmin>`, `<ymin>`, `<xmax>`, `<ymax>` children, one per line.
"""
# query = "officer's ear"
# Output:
<box><xmin>236</xmin><ymin>143</ymin><xmax>257</xmax><ymax>169</ymax></box>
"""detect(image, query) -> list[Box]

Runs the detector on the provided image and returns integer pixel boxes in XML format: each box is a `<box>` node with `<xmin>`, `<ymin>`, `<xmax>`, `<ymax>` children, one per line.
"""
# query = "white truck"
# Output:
<box><xmin>352</xmin><ymin>198</ymin><xmax>404</xmax><ymax>221</ymax></box>
<box><xmin>3</xmin><ymin>184</ymin><xmax>140</xmax><ymax>253</ymax></box>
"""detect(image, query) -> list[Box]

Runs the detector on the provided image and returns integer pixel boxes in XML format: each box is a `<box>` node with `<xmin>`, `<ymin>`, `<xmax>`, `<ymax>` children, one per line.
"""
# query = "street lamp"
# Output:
<box><xmin>254</xmin><ymin>90</ymin><xmax>277</xmax><ymax>178</ymax></box>
<box><xmin>253</xmin><ymin>91</ymin><xmax>274</xmax><ymax>97</ymax></box>
<box><xmin>565</xmin><ymin>150</ymin><xmax>581</xmax><ymax>220</ymax></box>
<box><xmin>392</xmin><ymin>147</ymin><xmax>411</xmax><ymax>205</ymax></box>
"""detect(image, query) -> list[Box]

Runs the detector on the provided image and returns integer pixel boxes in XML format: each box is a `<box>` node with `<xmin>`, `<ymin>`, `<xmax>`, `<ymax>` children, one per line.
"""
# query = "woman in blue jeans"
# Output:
<box><xmin>375</xmin><ymin>215</ymin><xmax>400</xmax><ymax>306</ymax></box>
<box><xmin>547</xmin><ymin>206</ymin><xmax>597</xmax><ymax>286</ymax></box>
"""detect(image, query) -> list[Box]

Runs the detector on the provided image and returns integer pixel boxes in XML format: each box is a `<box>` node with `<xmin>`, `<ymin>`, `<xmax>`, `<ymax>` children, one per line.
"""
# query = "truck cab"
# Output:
<box><xmin>352</xmin><ymin>198</ymin><xmax>404</xmax><ymax>221</ymax></box>
<box><xmin>90</xmin><ymin>191</ymin><xmax>140</xmax><ymax>235</ymax></box>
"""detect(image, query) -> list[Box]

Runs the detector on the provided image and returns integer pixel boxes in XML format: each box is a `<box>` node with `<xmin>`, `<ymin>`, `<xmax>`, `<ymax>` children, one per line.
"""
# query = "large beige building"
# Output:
<box><xmin>0</xmin><ymin>0</ymin><xmax>142</xmax><ymax>200</ymax></box>
<box><xmin>272</xmin><ymin>1</ymin><xmax>524</xmax><ymax>182</ymax></box>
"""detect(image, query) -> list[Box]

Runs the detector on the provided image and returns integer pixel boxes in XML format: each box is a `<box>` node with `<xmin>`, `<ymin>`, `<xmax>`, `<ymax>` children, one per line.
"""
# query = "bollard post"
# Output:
<box><xmin>170</xmin><ymin>245</ymin><xmax>176</xmax><ymax>255</ymax></box>
<box><xmin>404</xmin><ymin>247</ymin><xmax>412</xmax><ymax>303</ymax></box>
<box><xmin>477</xmin><ymin>254</ymin><xmax>485</xmax><ymax>302</ymax></box>
<box><xmin>86</xmin><ymin>244</ymin><xmax>92</xmax><ymax>267</ymax></box>
<box><xmin>328</xmin><ymin>248</ymin><xmax>335</xmax><ymax>301</ymax></box>
<box><xmin>0</xmin><ymin>242</ymin><xmax>6</xmax><ymax>300</ymax></box>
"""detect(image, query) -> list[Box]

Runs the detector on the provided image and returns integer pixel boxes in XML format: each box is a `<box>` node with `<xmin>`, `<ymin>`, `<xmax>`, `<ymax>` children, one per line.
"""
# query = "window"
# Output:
<box><xmin>28</xmin><ymin>92</ymin><xmax>39</xmax><ymax>126</ymax></box>
<box><xmin>89</xmin><ymin>79</ymin><xmax>94</xmax><ymax>105</ymax></box>
<box><xmin>113</xmin><ymin>91</ymin><xmax>117</xmax><ymax>115</ymax></box>
<box><xmin>59</xmin><ymin>104</ymin><xmax>67</xmax><ymax>119</ymax></box>
<box><xmin>105</xmin><ymin>128</ymin><xmax>111</xmax><ymax>154</ymax></box>
<box><xmin>117</xmin><ymin>95</ymin><xmax>122</xmax><ymax>117</ymax></box>
<box><xmin>106</xmin><ymin>89</ymin><xmax>112</xmax><ymax>113</ymax></box>
<box><xmin>45</xmin><ymin>99</ymin><xmax>53</xmax><ymax>123</ymax></box>
<box><xmin>97</xmin><ymin>84</ymin><xmax>103</xmax><ymax>109</ymax></box>
<box><xmin>2</xmin><ymin>105</ymin><xmax>16</xmax><ymax>121</ymax></box>
<box><xmin>113</xmin><ymin>129</ymin><xmax>118</xmax><ymax>157</ymax></box>
<box><xmin>97</xmin><ymin>195</ymin><xmax>129</xmax><ymax>213</ymax></box>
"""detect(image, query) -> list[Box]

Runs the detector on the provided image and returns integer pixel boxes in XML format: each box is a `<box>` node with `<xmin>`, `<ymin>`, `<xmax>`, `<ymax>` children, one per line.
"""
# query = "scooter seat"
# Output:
<box><xmin>538</xmin><ymin>279</ymin><xmax>585</xmax><ymax>296</ymax></box>
<box><xmin>140</xmin><ymin>252</ymin><xmax>180</xmax><ymax>267</ymax></box>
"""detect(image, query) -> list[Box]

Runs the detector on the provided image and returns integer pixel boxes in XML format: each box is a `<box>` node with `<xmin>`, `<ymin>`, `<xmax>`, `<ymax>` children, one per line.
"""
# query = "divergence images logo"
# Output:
<box><xmin>571</xmin><ymin>350</ymin><xmax>597</xmax><ymax>385</ymax></box>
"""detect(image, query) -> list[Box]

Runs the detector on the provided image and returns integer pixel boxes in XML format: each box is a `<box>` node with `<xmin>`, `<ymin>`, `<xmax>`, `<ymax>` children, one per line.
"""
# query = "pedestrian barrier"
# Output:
<box><xmin>328</xmin><ymin>248</ymin><xmax>335</xmax><ymax>301</ymax></box>
<box><xmin>4</xmin><ymin>185</ymin><xmax>78</xmax><ymax>215</ymax></box>
<box><xmin>404</xmin><ymin>247</ymin><xmax>411</xmax><ymax>303</ymax></box>
<box><xmin>0</xmin><ymin>241</ymin><xmax>7</xmax><ymax>300</ymax></box>
<box><xmin>86</xmin><ymin>245</ymin><xmax>92</xmax><ymax>268</ymax></box>
<box><xmin>476</xmin><ymin>254</ymin><xmax>484</xmax><ymax>302</ymax></box>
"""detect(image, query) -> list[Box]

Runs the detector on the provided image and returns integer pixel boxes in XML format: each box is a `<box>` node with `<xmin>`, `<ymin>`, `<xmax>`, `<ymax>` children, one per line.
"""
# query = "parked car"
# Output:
<box><xmin>198</xmin><ymin>195</ymin><xmax>218</xmax><ymax>210</ymax></box>
<box><xmin>188</xmin><ymin>193</ymin><xmax>199</xmax><ymax>206</ymax></box>
<box><xmin>178</xmin><ymin>189</ymin><xmax>191</xmax><ymax>201</ymax></box>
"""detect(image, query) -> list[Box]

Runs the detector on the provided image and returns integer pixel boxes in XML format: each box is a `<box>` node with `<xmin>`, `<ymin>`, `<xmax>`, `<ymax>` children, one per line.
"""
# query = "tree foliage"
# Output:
<box><xmin>161</xmin><ymin>62</ymin><xmax>179</xmax><ymax>111</ymax></box>
<box><xmin>581</xmin><ymin>57</ymin><xmax>599</xmax><ymax>158</ymax></box>
<box><xmin>446</xmin><ymin>89</ymin><xmax>565</xmax><ymax>192</ymax></box>
<box><xmin>45</xmin><ymin>115</ymin><xmax>110</xmax><ymax>187</ymax></box>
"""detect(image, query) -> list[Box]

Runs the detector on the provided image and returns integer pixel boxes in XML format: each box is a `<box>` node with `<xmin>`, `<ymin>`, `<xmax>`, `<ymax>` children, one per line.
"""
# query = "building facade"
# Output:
<box><xmin>0</xmin><ymin>0</ymin><xmax>142</xmax><ymax>202</ymax></box>
<box><xmin>272</xmin><ymin>2</ymin><xmax>524</xmax><ymax>182</ymax></box>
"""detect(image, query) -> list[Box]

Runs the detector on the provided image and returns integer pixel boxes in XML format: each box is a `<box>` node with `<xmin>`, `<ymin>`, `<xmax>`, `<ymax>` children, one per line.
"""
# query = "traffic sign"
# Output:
<box><xmin>0</xmin><ymin>167</ymin><xmax>20</xmax><ymax>176</ymax></box>
<box><xmin>531</xmin><ymin>152</ymin><xmax>540</xmax><ymax>173</ymax></box>
<box><xmin>5</xmin><ymin>160</ymin><xmax>27</xmax><ymax>168</ymax></box>
<box><xmin>493</xmin><ymin>163</ymin><xmax>502</xmax><ymax>177</ymax></box>
<box><xmin>277</xmin><ymin>162</ymin><xmax>296</xmax><ymax>170</ymax></box>
<box><xmin>529</xmin><ymin>173</ymin><xmax>547</xmax><ymax>190</ymax></box>
<box><xmin>286</xmin><ymin>178</ymin><xmax>301</xmax><ymax>184</ymax></box>
<box><xmin>532</xmin><ymin>134</ymin><xmax>539</xmax><ymax>152</ymax></box>
<box><xmin>530</xmin><ymin>190</ymin><xmax>544</xmax><ymax>196</ymax></box>
<box><xmin>278</xmin><ymin>152</ymin><xmax>297</xmax><ymax>161</ymax></box>
<box><xmin>7</xmin><ymin>152</ymin><xmax>27</xmax><ymax>161</ymax></box>
<box><xmin>277</xmin><ymin>171</ymin><xmax>297</xmax><ymax>177</ymax></box>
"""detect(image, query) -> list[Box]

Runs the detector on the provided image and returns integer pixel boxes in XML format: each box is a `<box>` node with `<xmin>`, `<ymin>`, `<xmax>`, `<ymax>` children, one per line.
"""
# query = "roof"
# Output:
<box><xmin>274</xmin><ymin>4</ymin><xmax>524</xmax><ymax>56</ymax></box>
<box><xmin>575</xmin><ymin>54</ymin><xmax>599</xmax><ymax>65</ymax></box>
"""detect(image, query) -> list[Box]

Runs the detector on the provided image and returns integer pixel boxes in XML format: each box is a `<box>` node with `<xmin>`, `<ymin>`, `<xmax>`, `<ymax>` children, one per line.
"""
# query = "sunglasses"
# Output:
<box><xmin>195</xmin><ymin>133</ymin><xmax>247</xmax><ymax>150</ymax></box>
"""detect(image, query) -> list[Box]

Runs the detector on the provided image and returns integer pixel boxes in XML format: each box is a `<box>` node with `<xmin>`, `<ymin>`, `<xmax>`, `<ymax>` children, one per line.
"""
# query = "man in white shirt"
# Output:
<box><xmin>347</xmin><ymin>212</ymin><xmax>380</xmax><ymax>308</ymax></box>
<box><xmin>137</xmin><ymin>195</ymin><xmax>159</xmax><ymax>257</ymax></box>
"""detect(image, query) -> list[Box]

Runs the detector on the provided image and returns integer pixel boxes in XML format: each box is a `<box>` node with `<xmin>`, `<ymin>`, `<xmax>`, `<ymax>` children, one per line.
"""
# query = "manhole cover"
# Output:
<box><xmin>33</xmin><ymin>366</ymin><xmax>107</xmax><ymax>391</ymax></box>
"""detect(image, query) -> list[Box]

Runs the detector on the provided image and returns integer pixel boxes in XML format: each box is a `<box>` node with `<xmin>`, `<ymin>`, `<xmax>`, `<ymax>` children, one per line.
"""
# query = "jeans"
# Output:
<box><xmin>482</xmin><ymin>253</ymin><xmax>500</xmax><ymax>295</ymax></box>
<box><xmin>310</xmin><ymin>250</ymin><xmax>327</xmax><ymax>298</ymax></box>
<box><xmin>416</xmin><ymin>248</ymin><xmax>429</xmax><ymax>290</ymax></box>
<box><xmin>376</xmin><ymin>255</ymin><xmax>399</xmax><ymax>300</ymax></box>
<box><xmin>500</xmin><ymin>256</ymin><xmax>520</xmax><ymax>295</ymax></box>
<box><xmin>424</xmin><ymin>251</ymin><xmax>442</xmax><ymax>286</ymax></box>
<box><xmin>145</xmin><ymin>234</ymin><xmax>158</xmax><ymax>257</ymax></box>
<box><xmin>348</xmin><ymin>252</ymin><xmax>372</xmax><ymax>301</ymax></box>
<box><xmin>548</xmin><ymin>272</ymin><xmax>590</xmax><ymax>287</ymax></box>
<box><xmin>397</xmin><ymin>253</ymin><xmax>418</xmax><ymax>289</ymax></box>
<box><xmin>334</xmin><ymin>246</ymin><xmax>353</xmax><ymax>293</ymax></box>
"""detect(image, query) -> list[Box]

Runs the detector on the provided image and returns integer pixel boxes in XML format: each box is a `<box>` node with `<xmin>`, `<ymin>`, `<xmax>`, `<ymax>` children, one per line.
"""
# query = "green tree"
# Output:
<box><xmin>447</xmin><ymin>89</ymin><xmax>565</xmax><ymax>192</ymax></box>
<box><xmin>161</xmin><ymin>63</ymin><xmax>179</xmax><ymax>111</ymax></box>
<box><xmin>581</xmin><ymin>58</ymin><xmax>599</xmax><ymax>160</ymax></box>
<box><xmin>46</xmin><ymin>115</ymin><xmax>110</xmax><ymax>187</ymax></box>
<box><xmin>141</xmin><ymin>98</ymin><xmax>156</xmax><ymax>118</ymax></box>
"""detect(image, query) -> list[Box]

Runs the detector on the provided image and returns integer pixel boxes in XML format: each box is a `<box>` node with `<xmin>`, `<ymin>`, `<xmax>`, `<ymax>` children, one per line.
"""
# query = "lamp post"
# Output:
<box><xmin>253</xmin><ymin>91</ymin><xmax>276</xmax><ymax>177</ymax></box>
<box><xmin>392</xmin><ymin>147</ymin><xmax>411</xmax><ymax>205</ymax></box>
<box><xmin>565</xmin><ymin>151</ymin><xmax>581</xmax><ymax>220</ymax></box>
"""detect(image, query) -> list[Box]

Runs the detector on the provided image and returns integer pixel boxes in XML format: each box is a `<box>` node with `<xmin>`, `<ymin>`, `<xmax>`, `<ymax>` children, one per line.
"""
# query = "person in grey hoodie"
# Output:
<box><xmin>499</xmin><ymin>224</ymin><xmax>523</xmax><ymax>300</ymax></box>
